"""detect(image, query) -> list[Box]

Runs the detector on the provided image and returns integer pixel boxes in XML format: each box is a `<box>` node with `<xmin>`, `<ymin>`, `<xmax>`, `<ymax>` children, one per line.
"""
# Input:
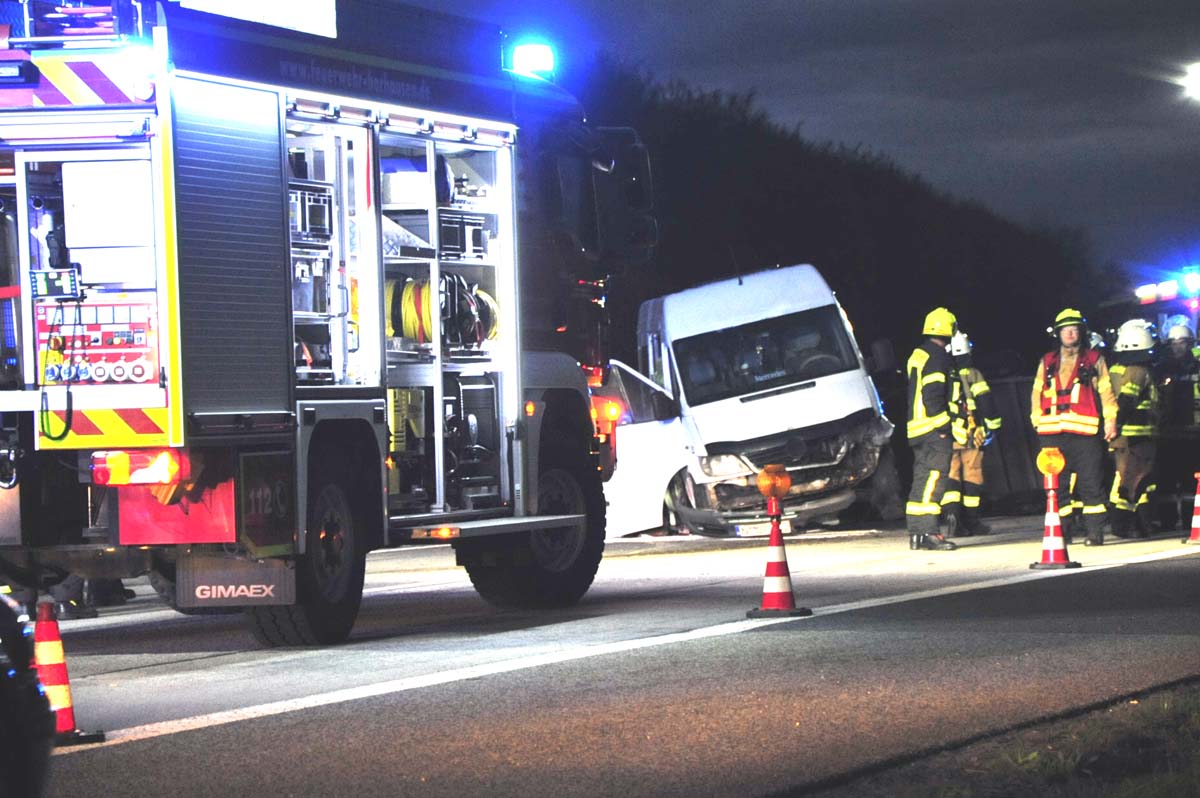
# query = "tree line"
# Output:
<box><xmin>567</xmin><ymin>54</ymin><xmax>1110</xmax><ymax>373</ymax></box>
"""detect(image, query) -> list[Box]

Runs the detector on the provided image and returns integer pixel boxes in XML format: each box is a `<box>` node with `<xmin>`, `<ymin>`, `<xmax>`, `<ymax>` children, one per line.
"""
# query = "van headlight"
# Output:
<box><xmin>699</xmin><ymin>454</ymin><xmax>752</xmax><ymax>477</ymax></box>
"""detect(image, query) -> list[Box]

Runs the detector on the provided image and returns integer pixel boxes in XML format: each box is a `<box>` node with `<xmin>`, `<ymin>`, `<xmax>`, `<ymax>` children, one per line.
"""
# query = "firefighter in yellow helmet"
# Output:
<box><xmin>905</xmin><ymin>307</ymin><xmax>958</xmax><ymax>551</ymax></box>
<box><xmin>1031</xmin><ymin>308</ymin><xmax>1118</xmax><ymax>545</ymax></box>
<box><xmin>940</xmin><ymin>330</ymin><xmax>1002</xmax><ymax>537</ymax></box>
<box><xmin>1107</xmin><ymin>319</ymin><xmax>1158</xmax><ymax>538</ymax></box>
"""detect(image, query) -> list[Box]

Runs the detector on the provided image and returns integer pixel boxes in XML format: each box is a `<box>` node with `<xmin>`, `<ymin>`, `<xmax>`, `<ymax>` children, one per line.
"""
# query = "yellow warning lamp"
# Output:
<box><xmin>1036</xmin><ymin>448</ymin><xmax>1065</xmax><ymax>476</ymax></box>
<box><xmin>756</xmin><ymin>464</ymin><xmax>792</xmax><ymax>499</ymax></box>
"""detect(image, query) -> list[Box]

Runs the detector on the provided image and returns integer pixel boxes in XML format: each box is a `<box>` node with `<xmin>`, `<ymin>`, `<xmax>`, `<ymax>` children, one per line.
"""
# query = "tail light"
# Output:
<box><xmin>91</xmin><ymin>449</ymin><xmax>189</xmax><ymax>486</ymax></box>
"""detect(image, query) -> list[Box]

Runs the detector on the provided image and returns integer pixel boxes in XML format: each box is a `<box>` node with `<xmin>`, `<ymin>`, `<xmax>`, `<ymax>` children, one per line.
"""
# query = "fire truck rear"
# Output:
<box><xmin>0</xmin><ymin>1</ymin><xmax>652</xmax><ymax>645</ymax></box>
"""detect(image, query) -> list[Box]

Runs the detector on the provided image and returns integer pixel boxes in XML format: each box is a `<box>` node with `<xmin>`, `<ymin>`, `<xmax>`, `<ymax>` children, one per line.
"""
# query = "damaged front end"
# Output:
<box><xmin>675</xmin><ymin>408</ymin><xmax>893</xmax><ymax>537</ymax></box>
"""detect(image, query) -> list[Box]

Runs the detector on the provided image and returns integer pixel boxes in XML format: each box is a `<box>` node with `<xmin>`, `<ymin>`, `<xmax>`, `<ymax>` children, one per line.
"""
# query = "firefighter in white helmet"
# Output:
<box><xmin>940</xmin><ymin>331</ymin><xmax>1001</xmax><ymax>537</ymax></box>
<box><xmin>1155</xmin><ymin>320</ymin><xmax>1200</xmax><ymax>528</ymax></box>
<box><xmin>1107</xmin><ymin>319</ymin><xmax>1158</xmax><ymax>537</ymax></box>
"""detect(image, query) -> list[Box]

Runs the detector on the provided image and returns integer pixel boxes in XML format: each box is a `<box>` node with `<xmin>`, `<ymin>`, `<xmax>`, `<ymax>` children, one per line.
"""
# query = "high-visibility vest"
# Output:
<box><xmin>906</xmin><ymin>342</ymin><xmax>951</xmax><ymax>440</ymax></box>
<box><xmin>1109</xmin><ymin>362</ymin><xmax>1156</xmax><ymax>438</ymax></box>
<box><xmin>1036</xmin><ymin>349</ymin><xmax>1102</xmax><ymax>436</ymax></box>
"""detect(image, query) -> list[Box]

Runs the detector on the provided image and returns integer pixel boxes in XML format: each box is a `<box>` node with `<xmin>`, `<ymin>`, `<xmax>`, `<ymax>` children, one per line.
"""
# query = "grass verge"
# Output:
<box><xmin>811</xmin><ymin>681</ymin><xmax>1200</xmax><ymax>797</ymax></box>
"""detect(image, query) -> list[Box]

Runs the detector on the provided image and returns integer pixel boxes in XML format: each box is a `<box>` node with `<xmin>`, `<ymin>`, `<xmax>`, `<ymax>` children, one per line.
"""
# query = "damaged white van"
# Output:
<box><xmin>600</xmin><ymin>264</ymin><xmax>899</xmax><ymax>537</ymax></box>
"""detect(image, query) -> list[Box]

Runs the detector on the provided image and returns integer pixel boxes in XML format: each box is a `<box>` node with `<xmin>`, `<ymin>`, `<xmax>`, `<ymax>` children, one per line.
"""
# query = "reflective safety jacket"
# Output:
<box><xmin>1031</xmin><ymin>347</ymin><xmax>1117</xmax><ymax>436</ymax></box>
<box><xmin>1109</xmin><ymin>362</ymin><xmax>1156</xmax><ymax>438</ymax></box>
<box><xmin>949</xmin><ymin>366</ymin><xmax>1002</xmax><ymax>448</ymax></box>
<box><xmin>906</xmin><ymin>339</ymin><xmax>952</xmax><ymax>441</ymax></box>
<box><xmin>1157</xmin><ymin>353</ymin><xmax>1200</xmax><ymax>433</ymax></box>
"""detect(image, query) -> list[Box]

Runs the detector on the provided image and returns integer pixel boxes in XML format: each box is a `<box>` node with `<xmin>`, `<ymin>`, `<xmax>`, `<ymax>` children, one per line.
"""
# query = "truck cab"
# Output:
<box><xmin>601</xmin><ymin>264</ymin><xmax>897</xmax><ymax>537</ymax></box>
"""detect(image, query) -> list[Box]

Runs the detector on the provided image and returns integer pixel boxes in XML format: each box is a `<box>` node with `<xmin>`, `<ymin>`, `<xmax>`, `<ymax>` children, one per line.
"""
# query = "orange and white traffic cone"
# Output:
<box><xmin>747</xmin><ymin>497</ymin><xmax>812</xmax><ymax>618</ymax></box>
<box><xmin>33</xmin><ymin>601</ymin><xmax>105</xmax><ymax>746</ymax></box>
<box><xmin>1185</xmin><ymin>472</ymin><xmax>1200</xmax><ymax>546</ymax></box>
<box><xmin>1031</xmin><ymin>471</ymin><xmax>1080</xmax><ymax>570</ymax></box>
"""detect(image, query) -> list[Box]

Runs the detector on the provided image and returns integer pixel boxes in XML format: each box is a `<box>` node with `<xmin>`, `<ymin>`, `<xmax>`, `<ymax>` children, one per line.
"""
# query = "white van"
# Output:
<box><xmin>600</xmin><ymin>264</ymin><xmax>898</xmax><ymax>537</ymax></box>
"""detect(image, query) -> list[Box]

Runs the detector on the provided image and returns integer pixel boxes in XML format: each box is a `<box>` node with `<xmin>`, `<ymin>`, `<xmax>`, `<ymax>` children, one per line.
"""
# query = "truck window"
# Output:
<box><xmin>673</xmin><ymin>304</ymin><xmax>859</xmax><ymax>406</ymax></box>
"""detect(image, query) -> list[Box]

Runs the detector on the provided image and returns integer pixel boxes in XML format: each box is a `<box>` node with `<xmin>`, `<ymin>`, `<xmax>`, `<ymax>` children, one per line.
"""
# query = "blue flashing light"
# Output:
<box><xmin>1158</xmin><ymin>280</ymin><xmax>1180</xmax><ymax>300</ymax></box>
<box><xmin>511</xmin><ymin>42</ymin><xmax>556</xmax><ymax>79</ymax></box>
<box><xmin>1183</xmin><ymin>270</ymin><xmax>1200</xmax><ymax>296</ymax></box>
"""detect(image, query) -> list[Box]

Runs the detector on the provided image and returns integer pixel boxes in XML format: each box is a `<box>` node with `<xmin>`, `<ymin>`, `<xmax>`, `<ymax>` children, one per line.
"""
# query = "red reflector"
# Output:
<box><xmin>91</xmin><ymin>449</ymin><xmax>189</xmax><ymax>486</ymax></box>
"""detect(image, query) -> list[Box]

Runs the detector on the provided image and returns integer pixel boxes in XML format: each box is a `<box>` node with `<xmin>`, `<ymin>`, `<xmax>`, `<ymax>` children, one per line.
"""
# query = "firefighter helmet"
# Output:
<box><xmin>1053</xmin><ymin>308</ymin><xmax>1087</xmax><ymax>331</ymax></box>
<box><xmin>949</xmin><ymin>331</ymin><xmax>971</xmax><ymax>357</ymax></box>
<box><xmin>1114</xmin><ymin>319</ymin><xmax>1155</xmax><ymax>352</ymax></box>
<box><xmin>1165</xmin><ymin>322</ymin><xmax>1195</xmax><ymax>343</ymax></box>
<box><xmin>923</xmin><ymin>307</ymin><xmax>957</xmax><ymax>338</ymax></box>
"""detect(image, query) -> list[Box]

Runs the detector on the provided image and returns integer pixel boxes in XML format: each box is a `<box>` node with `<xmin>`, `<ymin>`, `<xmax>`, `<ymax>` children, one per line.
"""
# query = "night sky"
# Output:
<box><xmin>417</xmin><ymin>1</ymin><xmax>1200</xmax><ymax>283</ymax></box>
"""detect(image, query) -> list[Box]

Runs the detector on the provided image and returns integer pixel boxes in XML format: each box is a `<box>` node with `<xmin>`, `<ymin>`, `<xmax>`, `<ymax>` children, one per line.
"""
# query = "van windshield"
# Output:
<box><xmin>673</xmin><ymin>304</ymin><xmax>858</xmax><ymax>406</ymax></box>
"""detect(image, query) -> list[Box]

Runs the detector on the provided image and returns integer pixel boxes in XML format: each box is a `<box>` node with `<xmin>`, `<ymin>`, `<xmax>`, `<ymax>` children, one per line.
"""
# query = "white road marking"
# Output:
<box><xmin>56</xmin><ymin>545</ymin><xmax>1199</xmax><ymax>753</ymax></box>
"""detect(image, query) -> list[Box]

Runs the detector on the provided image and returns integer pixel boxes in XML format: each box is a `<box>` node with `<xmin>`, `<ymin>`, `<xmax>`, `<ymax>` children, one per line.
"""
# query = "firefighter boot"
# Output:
<box><xmin>1060</xmin><ymin>513</ymin><xmax>1076</xmax><ymax>545</ymax></box>
<box><xmin>942</xmin><ymin>506</ymin><xmax>964</xmax><ymax>538</ymax></box>
<box><xmin>1109</xmin><ymin>508</ymin><xmax>1134</xmax><ymax>539</ymax></box>
<box><xmin>916</xmin><ymin>532</ymin><xmax>957</xmax><ymax>551</ymax></box>
<box><xmin>962</xmin><ymin>507</ymin><xmax>991</xmax><ymax>536</ymax></box>
<box><xmin>1083</xmin><ymin>513</ymin><xmax>1105</xmax><ymax>546</ymax></box>
<box><xmin>1134</xmin><ymin>503</ymin><xmax>1155</xmax><ymax>539</ymax></box>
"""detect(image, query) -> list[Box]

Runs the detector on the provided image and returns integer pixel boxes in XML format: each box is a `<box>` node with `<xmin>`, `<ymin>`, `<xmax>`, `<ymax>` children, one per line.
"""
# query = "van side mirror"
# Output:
<box><xmin>594</xmin><ymin>127</ymin><xmax>656</xmax><ymax>272</ymax></box>
<box><xmin>866</xmin><ymin>338</ymin><xmax>897</xmax><ymax>376</ymax></box>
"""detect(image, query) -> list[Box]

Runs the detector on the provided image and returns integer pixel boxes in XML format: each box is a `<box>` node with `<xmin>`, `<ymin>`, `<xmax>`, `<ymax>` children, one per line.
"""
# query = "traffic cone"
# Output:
<box><xmin>747</xmin><ymin>501</ymin><xmax>812</xmax><ymax>618</ymax></box>
<box><xmin>1031</xmin><ymin>472</ymin><xmax>1081</xmax><ymax>570</ymax></box>
<box><xmin>33</xmin><ymin>601</ymin><xmax>105</xmax><ymax>746</ymax></box>
<box><xmin>1185</xmin><ymin>472</ymin><xmax>1200</xmax><ymax>545</ymax></box>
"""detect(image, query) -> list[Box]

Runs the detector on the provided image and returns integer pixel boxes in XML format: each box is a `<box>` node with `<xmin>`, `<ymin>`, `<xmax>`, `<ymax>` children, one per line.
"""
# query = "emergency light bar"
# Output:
<box><xmin>1135</xmin><ymin>267</ymin><xmax>1200</xmax><ymax>304</ymax></box>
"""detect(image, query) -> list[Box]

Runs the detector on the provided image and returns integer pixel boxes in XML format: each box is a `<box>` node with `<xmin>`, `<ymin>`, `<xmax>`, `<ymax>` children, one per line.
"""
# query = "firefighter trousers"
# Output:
<box><xmin>941</xmin><ymin>446</ymin><xmax>984</xmax><ymax>524</ymax></box>
<box><xmin>907</xmin><ymin>432</ymin><xmax>952</xmax><ymax>538</ymax></box>
<box><xmin>1041</xmin><ymin>433</ymin><xmax>1107</xmax><ymax>541</ymax></box>
<box><xmin>1109</xmin><ymin>437</ymin><xmax>1156</xmax><ymax>517</ymax></box>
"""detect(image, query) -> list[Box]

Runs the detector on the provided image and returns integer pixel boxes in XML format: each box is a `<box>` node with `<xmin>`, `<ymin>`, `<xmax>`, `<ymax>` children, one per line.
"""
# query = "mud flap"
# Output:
<box><xmin>177</xmin><ymin>552</ymin><xmax>295</xmax><ymax>608</ymax></box>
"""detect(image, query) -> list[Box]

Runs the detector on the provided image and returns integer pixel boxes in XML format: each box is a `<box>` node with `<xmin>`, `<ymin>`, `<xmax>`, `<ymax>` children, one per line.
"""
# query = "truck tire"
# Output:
<box><xmin>466</xmin><ymin>454</ymin><xmax>605</xmax><ymax>609</ymax></box>
<box><xmin>246</xmin><ymin>476</ymin><xmax>366</xmax><ymax>646</ymax></box>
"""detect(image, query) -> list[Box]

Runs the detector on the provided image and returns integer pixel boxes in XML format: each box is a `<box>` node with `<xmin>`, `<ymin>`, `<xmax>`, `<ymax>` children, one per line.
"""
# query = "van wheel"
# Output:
<box><xmin>466</xmin><ymin>454</ymin><xmax>605</xmax><ymax>608</ymax></box>
<box><xmin>659</xmin><ymin>472</ymin><xmax>691</xmax><ymax>536</ymax></box>
<box><xmin>863</xmin><ymin>446</ymin><xmax>905</xmax><ymax>522</ymax></box>
<box><xmin>246</xmin><ymin>476</ymin><xmax>365</xmax><ymax>646</ymax></box>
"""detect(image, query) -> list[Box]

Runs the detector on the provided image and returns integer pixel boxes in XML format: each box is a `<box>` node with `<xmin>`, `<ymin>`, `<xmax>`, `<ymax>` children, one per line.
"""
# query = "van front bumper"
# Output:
<box><xmin>673</xmin><ymin>488</ymin><xmax>856</xmax><ymax>537</ymax></box>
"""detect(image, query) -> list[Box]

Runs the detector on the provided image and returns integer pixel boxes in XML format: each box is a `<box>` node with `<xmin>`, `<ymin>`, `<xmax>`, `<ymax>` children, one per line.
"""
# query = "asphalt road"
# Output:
<box><xmin>39</xmin><ymin>518</ymin><xmax>1200</xmax><ymax>797</ymax></box>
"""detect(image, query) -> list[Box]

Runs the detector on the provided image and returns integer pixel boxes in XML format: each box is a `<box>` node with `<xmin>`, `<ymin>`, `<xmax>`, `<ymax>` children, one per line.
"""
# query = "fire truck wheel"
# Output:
<box><xmin>466</xmin><ymin>457</ymin><xmax>605</xmax><ymax>608</ymax></box>
<box><xmin>246</xmin><ymin>477</ymin><xmax>365</xmax><ymax>646</ymax></box>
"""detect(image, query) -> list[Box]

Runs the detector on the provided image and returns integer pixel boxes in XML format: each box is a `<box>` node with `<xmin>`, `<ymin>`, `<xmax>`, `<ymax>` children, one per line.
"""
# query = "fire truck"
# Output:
<box><xmin>0</xmin><ymin>1</ymin><xmax>653</xmax><ymax>645</ymax></box>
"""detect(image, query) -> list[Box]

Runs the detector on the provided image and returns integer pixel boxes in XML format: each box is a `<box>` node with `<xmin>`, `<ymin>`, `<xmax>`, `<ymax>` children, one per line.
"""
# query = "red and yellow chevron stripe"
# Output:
<box><xmin>39</xmin><ymin>407</ymin><xmax>170</xmax><ymax>449</ymax></box>
<box><xmin>0</xmin><ymin>51</ymin><xmax>154</xmax><ymax>109</ymax></box>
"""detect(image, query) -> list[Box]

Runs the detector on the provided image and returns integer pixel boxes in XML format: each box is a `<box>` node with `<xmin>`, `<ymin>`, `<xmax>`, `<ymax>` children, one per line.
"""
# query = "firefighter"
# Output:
<box><xmin>1107</xmin><ymin>319</ymin><xmax>1158</xmax><ymax>538</ymax></box>
<box><xmin>1155</xmin><ymin>320</ymin><xmax>1200</xmax><ymax>529</ymax></box>
<box><xmin>940</xmin><ymin>331</ymin><xmax>1002</xmax><ymax>537</ymax></box>
<box><xmin>905</xmin><ymin>307</ymin><xmax>958</xmax><ymax>551</ymax></box>
<box><xmin>1030</xmin><ymin>308</ymin><xmax>1118</xmax><ymax>545</ymax></box>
